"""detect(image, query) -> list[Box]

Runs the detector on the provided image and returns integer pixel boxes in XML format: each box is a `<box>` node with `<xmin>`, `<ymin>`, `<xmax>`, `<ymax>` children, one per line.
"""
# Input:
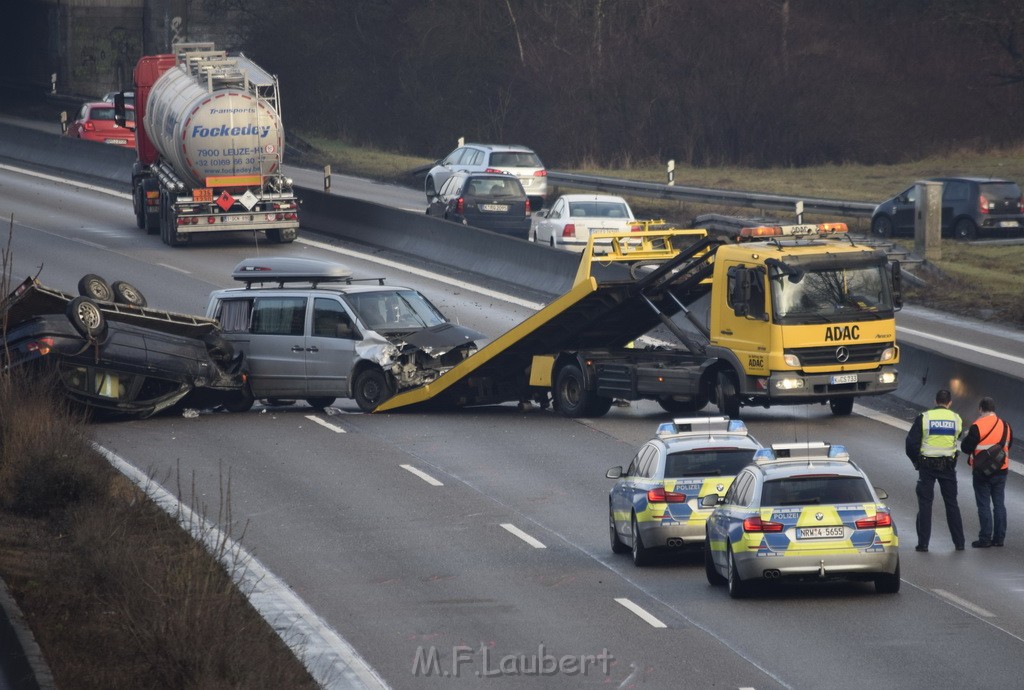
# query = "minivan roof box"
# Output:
<box><xmin>230</xmin><ymin>257</ymin><xmax>385</xmax><ymax>287</ymax></box>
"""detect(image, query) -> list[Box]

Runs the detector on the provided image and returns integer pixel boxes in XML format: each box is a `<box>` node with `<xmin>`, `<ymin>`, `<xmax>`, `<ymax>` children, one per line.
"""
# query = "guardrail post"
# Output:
<box><xmin>914</xmin><ymin>180</ymin><xmax>942</xmax><ymax>261</ymax></box>
<box><xmin>666</xmin><ymin>159</ymin><xmax>675</xmax><ymax>186</ymax></box>
<box><xmin>323</xmin><ymin>164</ymin><xmax>331</xmax><ymax>193</ymax></box>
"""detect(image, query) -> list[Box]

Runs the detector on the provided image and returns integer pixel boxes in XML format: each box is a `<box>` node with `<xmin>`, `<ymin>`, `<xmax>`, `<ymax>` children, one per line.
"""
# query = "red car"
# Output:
<box><xmin>65</xmin><ymin>102</ymin><xmax>136</xmax><ymax>148</ymax></box>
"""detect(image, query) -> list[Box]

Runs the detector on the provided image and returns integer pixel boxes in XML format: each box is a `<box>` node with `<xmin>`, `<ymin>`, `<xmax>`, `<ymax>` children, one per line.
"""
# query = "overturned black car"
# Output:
<box><xmin>1</xmin><ymin>274</ymin><xmax>244</xmax><ymax>419</ymax></box>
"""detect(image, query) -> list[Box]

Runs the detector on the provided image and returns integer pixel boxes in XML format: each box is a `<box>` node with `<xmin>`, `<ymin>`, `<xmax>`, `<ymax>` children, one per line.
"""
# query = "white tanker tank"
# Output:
<box><xmin>129</xmin><ymin>43</ymin><xmax>299</xmax><ymax>247</ymax></box>
<box><xmin>143</xmin><ymin>52</ymin><xmax>285</xmax><ymax>190</ymax></box>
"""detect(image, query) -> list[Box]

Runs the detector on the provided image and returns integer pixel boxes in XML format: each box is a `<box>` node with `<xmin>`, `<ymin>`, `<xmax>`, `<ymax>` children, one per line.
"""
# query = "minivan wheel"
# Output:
<box><xmin>871</xmin><ymin>215</ymin><xmax>893</xmax><ymax>238</ymax></box>
<box><xmin>306</xmin><ymin>397</ymin><xmax>336</xmax><ymax>410</ymax></box>
<box><xmin>354</xmin><ymin>368</ymin><xmax>394</xmax><ymax>412</ymax></box>
<box><xmin>954</xmin><ymin>218</ymin><xmax>978</xmax><ymax>241</ymax></box>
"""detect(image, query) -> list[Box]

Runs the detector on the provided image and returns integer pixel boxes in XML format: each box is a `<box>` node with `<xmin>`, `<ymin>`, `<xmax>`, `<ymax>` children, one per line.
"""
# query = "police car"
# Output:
<box><xmin>703</xmin><ymin>442</ymin><xmax>900</xmax><ymax>598</ymax></box>
<box><xmin>606</xmin><ymin>417</ymin><xmax>763</xmax><ymax>566</ymax></box>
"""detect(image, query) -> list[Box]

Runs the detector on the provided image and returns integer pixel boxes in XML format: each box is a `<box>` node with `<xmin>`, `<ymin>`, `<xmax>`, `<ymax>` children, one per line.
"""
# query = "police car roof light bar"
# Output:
<box><xmin>656</xmin><ymin>416</ymin><xmax>748</xmax><ymax>438</ymax></box>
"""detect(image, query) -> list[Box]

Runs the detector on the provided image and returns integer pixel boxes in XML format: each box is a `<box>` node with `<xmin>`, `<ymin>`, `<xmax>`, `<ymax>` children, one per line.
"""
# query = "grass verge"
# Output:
<box><xmin>0</xmin><ymin>370</ymin><xmax>318</xmax><ymax>689</ymax></box>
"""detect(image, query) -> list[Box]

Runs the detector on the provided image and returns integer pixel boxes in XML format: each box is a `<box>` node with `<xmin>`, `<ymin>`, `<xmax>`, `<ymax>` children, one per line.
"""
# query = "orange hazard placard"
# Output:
<box><xmin>193</xmin><ymin>188</ymin><xmax>214</xmax><ymax>203</ymax></box>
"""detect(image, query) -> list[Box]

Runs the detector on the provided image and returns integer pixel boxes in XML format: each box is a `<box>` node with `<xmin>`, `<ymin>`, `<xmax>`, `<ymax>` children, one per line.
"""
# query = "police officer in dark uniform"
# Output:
<box><xmin>905</xmin><ymin>389</ymin><xmax>965</xmax><ymax>552</ymax></box>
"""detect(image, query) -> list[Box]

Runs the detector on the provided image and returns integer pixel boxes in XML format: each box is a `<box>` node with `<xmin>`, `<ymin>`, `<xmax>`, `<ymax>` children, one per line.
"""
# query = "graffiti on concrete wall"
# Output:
<box><xmin>69</xmin><ymin>17</ymin><xmax>141</xmax><ymax>95</ymax></box>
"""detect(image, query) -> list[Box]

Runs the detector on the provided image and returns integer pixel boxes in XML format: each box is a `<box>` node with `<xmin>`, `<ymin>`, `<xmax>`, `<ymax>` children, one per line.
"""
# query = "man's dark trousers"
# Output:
<box><xmin>973</xmin><ymin>470</ymin><xmax>1008</xmax><ymax>544</ymax></box>
<box><xmin>916</xmin><ymin>464</ymin><xmax>965</xmax><ymax>548</ymax></box>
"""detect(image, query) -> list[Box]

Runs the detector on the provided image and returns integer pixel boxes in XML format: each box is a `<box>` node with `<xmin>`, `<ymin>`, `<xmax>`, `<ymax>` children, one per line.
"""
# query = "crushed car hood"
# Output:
<box><xmin>391</xmin><ymin>323</ymin><xmax>484</xmax><ymax>354</ymax></box>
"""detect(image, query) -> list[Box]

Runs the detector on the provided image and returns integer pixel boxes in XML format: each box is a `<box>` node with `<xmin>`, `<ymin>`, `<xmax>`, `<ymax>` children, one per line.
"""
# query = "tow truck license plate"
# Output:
<box><xmin>831</xmin><ymin>373</ymin><xmax>857</xmax><ymax>385</ymax></box>
<box><xmin>480</xmin><ymin>204</ymin><xmax>509</xmax><ymax>212</ymax></box>
<box><xmin>797</xmin><ymin>526</ymin><xmax>844</xmax><ymax>539</ymax></box>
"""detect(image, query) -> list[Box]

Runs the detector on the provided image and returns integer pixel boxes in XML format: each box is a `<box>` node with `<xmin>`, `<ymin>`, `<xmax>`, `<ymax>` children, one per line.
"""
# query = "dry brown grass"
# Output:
<box><xmin>0</xmin><ymin>370</ymin><xmax>318</xmax><ymax>689</ymax></box>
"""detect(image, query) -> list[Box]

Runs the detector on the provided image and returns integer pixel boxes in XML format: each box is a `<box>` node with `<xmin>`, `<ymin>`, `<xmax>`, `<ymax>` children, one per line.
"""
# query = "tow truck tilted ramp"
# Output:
<box><xmin>375</xmin><ymin>230</ymin><xmax>717</xmax><ymax>412</ymax></box>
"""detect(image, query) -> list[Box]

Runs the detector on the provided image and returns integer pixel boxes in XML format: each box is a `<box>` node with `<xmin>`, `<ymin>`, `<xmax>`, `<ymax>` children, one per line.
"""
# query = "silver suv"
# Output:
<box><xmin>424</xmin><ymin>143</ymin><xmax>547</xmax><ymax>209</ymax></box>
<box><xmin>206</xmin><ymin>257</ymin><xmax>483</xmax><ymax>412</ymax></box>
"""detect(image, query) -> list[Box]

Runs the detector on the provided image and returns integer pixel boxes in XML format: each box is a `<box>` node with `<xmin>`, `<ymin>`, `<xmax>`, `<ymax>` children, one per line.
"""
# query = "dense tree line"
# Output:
<box><xmin>212</xmin><ymin>0</ymin><xmax>1024</xmax><ymax>168</ymax></box>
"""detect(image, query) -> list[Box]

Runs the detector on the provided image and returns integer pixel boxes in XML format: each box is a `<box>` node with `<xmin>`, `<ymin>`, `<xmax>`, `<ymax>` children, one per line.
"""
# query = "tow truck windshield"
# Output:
<box><xmin>771</xmin><ymin>265</ymin><xmax>894</xmax><ymax>324</ymax></box>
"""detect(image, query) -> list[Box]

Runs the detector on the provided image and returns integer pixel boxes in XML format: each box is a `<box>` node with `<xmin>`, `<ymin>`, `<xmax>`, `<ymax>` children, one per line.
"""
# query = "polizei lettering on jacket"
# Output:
<box><xmin>191</xmin><ymin>124</ymin><xmax>272</xmax><ymax>138</ymax></box>
<box><xmin>824</xmin><ymin>325</ymin><xmax>860</xmax><ymax>341</ymax></box>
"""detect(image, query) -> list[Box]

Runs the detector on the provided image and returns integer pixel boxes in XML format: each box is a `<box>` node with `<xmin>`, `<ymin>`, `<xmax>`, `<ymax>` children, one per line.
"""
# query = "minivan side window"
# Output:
<box><xmin>217</xmin><ymin>298</ymin><xmax>253</xmax><ymax>333</ymax></box>
<box><xmin>312</xmin><ymin>298</ymin><xmax>356</xmax><ymax>339</ymax></box>
<box><xmin>251</xmin><ymin>297</ymin><xmax>306</xmax><ymax>336</ymax></box>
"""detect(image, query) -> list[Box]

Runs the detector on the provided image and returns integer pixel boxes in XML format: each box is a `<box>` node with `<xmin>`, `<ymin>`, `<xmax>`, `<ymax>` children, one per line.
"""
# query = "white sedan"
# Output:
<box><xmin>529</xmin><ymin>194</ymin><xmax>637</xmax><ymax>251</ymax></box>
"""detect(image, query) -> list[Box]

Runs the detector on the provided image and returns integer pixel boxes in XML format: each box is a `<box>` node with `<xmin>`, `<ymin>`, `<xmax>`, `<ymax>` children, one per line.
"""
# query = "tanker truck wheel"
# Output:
<box><xmin>139</xmin><ymin>178</ymin><xmax>160</xmax><ymax>235</ymax></box>
<box><xmin>267</xmin><ymin>228</ymin><xmax>296</xmax><ymax>244</ymax></box>
<box><xmin>133</xmin><ymin>183</ymin><xmax>146</xmax><ymax>230</ymax></box>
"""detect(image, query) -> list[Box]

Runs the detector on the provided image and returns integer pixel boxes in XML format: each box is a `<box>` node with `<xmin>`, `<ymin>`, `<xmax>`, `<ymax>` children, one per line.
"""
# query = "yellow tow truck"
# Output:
<box><xmin>376</xmin><ymin>222</ymin><xmax>901</xmax><ymax>417</ymax></box>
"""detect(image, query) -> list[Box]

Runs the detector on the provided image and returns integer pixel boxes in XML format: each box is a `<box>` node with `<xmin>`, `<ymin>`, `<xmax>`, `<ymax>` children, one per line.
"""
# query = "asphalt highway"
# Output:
<box><xmin>3</xmin><ymin>164</ymin><xmax>1024</xmax><ymax>689</ymax></box>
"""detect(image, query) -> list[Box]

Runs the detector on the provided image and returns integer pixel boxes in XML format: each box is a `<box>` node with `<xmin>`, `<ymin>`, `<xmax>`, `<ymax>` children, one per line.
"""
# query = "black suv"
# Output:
<box><xmin>871</xmin><ymin>176</ymin><xmax>1024</xmax><ymax>240</ymax></box>
<box><xmin>426</xmin><ymin>171</ymin><xmax>532</xmax><ymax>238</ymax></box>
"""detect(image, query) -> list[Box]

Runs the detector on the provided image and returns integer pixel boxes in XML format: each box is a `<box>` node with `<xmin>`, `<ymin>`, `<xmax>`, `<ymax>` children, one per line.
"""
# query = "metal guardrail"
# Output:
<box><xmin>546</xmin><ymin>171</ymin><xmax>877</xmax><ymax>219</ymax></box>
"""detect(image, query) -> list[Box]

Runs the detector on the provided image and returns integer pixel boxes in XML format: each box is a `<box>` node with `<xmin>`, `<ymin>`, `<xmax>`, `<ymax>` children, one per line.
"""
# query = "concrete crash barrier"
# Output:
<box><xmin>296</xmin><ymin>187</ymin><xmax>584</xmax><ymax>297</ymax></box>
<box><xmin>0</xmin><ymin>578</ymin><xmax>55</xmax><ymax>690</ymax></box>
<box><xmin>0</xmin><ymin>122</ymin><xmax>134</xmax><ymax>191</ymax></box>
<box><xmin>896</xmin><ymin>341</ymin><xmax>1024</xmax><ymax>429</ymax></box>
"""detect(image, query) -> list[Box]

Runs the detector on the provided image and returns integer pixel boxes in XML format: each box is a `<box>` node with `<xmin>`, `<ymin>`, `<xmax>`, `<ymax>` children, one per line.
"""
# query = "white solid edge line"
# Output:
<box><xmin>931</xmin><ymin>589</ymin><xmax>996</xmax><ymax>618</ymax></box>
<box><xmin>0</xmin><ymin>162</ymin><xmax>131</xmax><ymax>199</ymax></box>
<box><xmin>399</xmin><ymin>464</ymin><xmax>444</xmax><ymax>486</ymax></box>
<box><xmin>614</xmin><ymin>598</ymin><xmax>668</xmax><ymax>628</ymax></box>
<box><xmin>91</xmin><ymin>443</ymin><xmax>390</xmax><ymax>690</ymax></box>
<box><xmin>306</xmin><ymin>415</ymin><xmax>347</xmax><ymax>433</ymax></box>
<box><xmin>500</xmin><ymin>523</ymin><xmax>547</xmax><ymax>549</ymax></box>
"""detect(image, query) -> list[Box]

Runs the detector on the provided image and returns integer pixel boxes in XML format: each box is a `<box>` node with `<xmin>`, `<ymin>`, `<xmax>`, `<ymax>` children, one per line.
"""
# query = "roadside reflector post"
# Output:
<box><xmin>51</xmin><ymin>73</ymin><xmax>57</xmax><ymax>94</ymax></box>
<box><xmin>323</xmin><ymin>165</ymin><xmax>331</xmax><ymax>192</ymax></box>
<box><xmin>458</xmin><ymin>136</ymin><xmax>464</xmax><ymax>147</ymax></box>
<box><xmin>795</xmin><ymin>200</ymin><xmax>804</xmax><ymax>224</ymax></box>
<box><xmin>667</xmin><ymin>159</ymin><xmax>675</xmax><ymax>186</ymax></box>
<box><xmin>914</xmin><ymin>180</ymin><xmax>942</xmax><ymax>261</ymax></box>
<box><xmin>60</xmin><ymin>111</ymin><xmax>68</xmax><ymax>134</ymax></box>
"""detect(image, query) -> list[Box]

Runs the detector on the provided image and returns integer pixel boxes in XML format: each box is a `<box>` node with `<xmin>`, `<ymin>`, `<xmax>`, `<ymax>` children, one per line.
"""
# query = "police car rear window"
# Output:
<box><xmin>761</xmin><ymin>476</ymin><xmax>873</xmax><ymax>506</ymax></box>
<box><xmin>665</xmin><ymin>449</ymin><xmax>757</xmax><ymax>478</ymax></box>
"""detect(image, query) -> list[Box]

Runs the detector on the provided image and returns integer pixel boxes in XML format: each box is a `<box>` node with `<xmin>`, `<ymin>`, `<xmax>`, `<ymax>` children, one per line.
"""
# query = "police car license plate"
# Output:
<box><xmin>831</xmin><ymin>374</ymin><xmax>857</xmax><ymax>385</ymax></box>
<box><xmin>797</xmin><ymin>526</ymin><xmax>845</xmax><ymax>539</ymax></box>
<box><xmin>480</xmin><ymin>204</ymin><xmax>509</xmax><ymax>212</ymax></box>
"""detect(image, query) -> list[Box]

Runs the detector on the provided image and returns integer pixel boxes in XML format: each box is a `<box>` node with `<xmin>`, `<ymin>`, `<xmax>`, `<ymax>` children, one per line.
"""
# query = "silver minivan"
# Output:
<box><xmin>206</xmin><ymin>257</ymin><xmax>483</xmax><ymax>412</ymax></box>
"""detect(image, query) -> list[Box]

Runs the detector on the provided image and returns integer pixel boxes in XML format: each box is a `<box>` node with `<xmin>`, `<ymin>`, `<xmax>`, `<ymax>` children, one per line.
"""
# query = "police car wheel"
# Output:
<box><xmin>610</xmin><ymin>509</ymin><xmax>629</xmax><ymax>554</ymax></box>
<box><xmin>874</xmin><ymin>560</ymin><xmax>901</xmax><ymax>594</ymax></box>
<box><xmin>726</xmin><ymin>546</ymin><xmax>750</xmax><ymax>598</ymax></box>
<box><xmin>630</xmin><ymin>514</ymin><xmax>652</xmax><ymax>566</ymax></box>
<box><xmin>705</xmin><ymin>542</ymin><xmax>726</xmax><ymax>585</ymax></box>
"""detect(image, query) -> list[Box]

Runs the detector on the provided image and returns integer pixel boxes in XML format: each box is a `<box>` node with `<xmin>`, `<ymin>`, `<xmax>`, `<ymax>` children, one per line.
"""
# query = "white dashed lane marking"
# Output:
<box><xmin>306</xmin><ymin>415</ymin><xmax>347</xmax><ymax>433</ymax></box>
<box><xmin>615</xmin><ymin>598</ymin><xmax>668</xmax><ymax>628</ymax></box>
<box><xmin>500</xmin><ymin>523</ymin><xmax>547</xmax><ymax>549</ymax></box>
<box><xmin>400</xmin><ymin>464</ymin><xmax>444</xmax><ymax>486</ymax></box>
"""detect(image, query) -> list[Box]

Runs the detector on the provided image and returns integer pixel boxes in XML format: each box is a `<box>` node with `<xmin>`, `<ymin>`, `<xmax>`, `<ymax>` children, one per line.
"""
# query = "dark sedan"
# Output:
<box><xmin>2</xmin><ymin>276</ymin><xmax>243</xmax><ymax>419</ymax></box>
<box><xmin>426</xmin><ymin>171</ymin><xmax>532</xmax><ymax>238</ymax></box>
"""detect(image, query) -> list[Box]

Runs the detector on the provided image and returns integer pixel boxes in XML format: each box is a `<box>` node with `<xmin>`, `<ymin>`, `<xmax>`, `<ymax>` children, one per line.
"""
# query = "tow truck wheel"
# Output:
<box><xmin>112</xmin><ymin>280</ymin><xmax>147</xmax><ymax>308</ymax></box>
<box><xmin>78</xmin><ymin>274</ymin><xmax>113</xmax><ymax>302</ymax></box>
<box><xmin>830</xmin><ymin>396</ymin><xmax>854</xmax><ymax>416</ymax></box>
<box><xmin>554</xmin><ymin>363</ymin><xmax>611</xmax><ymax>418</ymax></box>
<box><xmin>715</xmin><ymin>372</ymin><xmax>740</xmax><ymax>418</ymax></box>
<box><xmin>354</xmin><ymin>368</ymin><xmax>394</xmax><ymax>412</ymax></box>
<box><xmin>66</xmin><ymin>296</ymin><xmax>107</xmax><ymax>340</ymax></box>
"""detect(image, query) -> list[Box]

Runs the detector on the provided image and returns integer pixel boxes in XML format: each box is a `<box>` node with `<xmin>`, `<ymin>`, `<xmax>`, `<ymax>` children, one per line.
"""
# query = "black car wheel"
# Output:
<box><xmin>874</xmin><ymin>559</ymin><xmax>901</xmax><ymax>594</ymax></box>
<box><xmin>424</xmin><ymin>177</ymin><xmax>436</xmax><ymax>200</ymax></box>
<box><xmin>705</xmin><ymin>541</ymin><xmax>726</xmax><ymax>585</ymax></box>
<box><xmin>631</xmin><ymin>514</ymin><xmax>652</xmax><ymax>566</ymax></box>
<box><xmin>871</xmin><ymin>215</ymin><xmax>894</xmax><ymax>238</ymax></box>
<box><xmin>78</xmin><ymin>274</ymin><xmax>113</xmax><ymax>302</ymax></box>
<box><xmin>954</xmin><ymin>217</ymin><xmax>978</xmax><ymax>241</ymax></box>
<box><xmin>353</xmin><ymin>368</ymin><xmax>393</xmax><ymax>412</ymax></box>
<box><xmin>66</xmin><ymin>296</ymin><xmax>107</xmax><ymax>339</ymax></box>
<box><xmin>112</xmin><ymin>280</ymin><xmax>147</xmax><ymax>307</ymax></box>
<box><xmin>610</xmin><ymin>507</ymin><xmax>629</xmax><ymax>554</ymax></box>
<box><xmin>726</xmin><ymin>545</ymin><xmax>750</xmax><ymax>599</ymax></box>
